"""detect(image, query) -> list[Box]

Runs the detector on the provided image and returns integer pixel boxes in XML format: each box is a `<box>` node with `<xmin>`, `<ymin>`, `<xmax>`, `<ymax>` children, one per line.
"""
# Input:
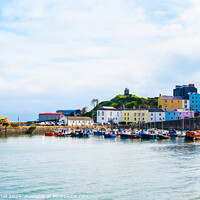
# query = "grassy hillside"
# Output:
<box><xmin>85</xmin><ymin>94</ymin><xmax>158</xmax><ymax>119</ymax></box>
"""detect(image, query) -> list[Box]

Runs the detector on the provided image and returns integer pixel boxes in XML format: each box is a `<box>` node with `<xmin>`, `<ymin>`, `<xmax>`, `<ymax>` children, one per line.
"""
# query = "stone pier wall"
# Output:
<box><xmin>142</xmin><ymin>117</ymin><xmax>200</xmax><ymax>130</ymax></box>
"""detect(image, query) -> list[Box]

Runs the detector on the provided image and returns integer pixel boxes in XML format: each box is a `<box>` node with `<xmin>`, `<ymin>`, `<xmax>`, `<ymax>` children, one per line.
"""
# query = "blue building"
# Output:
<box><xmin>189</xmin><ymin>93</ymin><xmax>200</xmax><ymax>112</ymax></box>
<box><xmin>39</xmin><ymin>113</ymin><xmax>64</xmax><ymax>122</ymax></box>
<box><xmin>173</xmin><ymin>84</ymin><xmax>197</xmax><ymax>99</ymax></box>
<box><xmin>165</xmin><ymin>110</ymin><xmax>178</xmax><ymax>121</ymax></box>
<box><xmin>56</xmin><ymin>110</ymin><xmax>81</xmax><ymax>116</ymax></box>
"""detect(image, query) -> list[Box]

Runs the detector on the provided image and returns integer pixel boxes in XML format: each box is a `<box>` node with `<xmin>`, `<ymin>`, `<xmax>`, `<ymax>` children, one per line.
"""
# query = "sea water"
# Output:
<box><xmin>1</xmin><ymin>135</ymin><xmax>200</xmax><ymax>200</ymax></box>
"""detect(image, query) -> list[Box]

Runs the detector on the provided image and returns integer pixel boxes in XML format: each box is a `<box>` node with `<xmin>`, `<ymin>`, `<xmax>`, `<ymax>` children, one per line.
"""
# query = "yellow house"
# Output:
<box><xmin>121</xmin><ymin>109</ymin><xmax>149</xmax><ymax>124</ymax></box>
<box><xmin>158</xmin><ymin>95</ymin><xmax>183</xmax><ymax>110</ymax></box>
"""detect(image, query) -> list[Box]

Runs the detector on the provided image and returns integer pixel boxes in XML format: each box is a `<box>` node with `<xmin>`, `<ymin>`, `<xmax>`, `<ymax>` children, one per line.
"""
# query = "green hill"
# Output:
<box><xmin>84</xmin><ymin>94</ymin><xmax>158</xmax><ymax>119</ymax></box>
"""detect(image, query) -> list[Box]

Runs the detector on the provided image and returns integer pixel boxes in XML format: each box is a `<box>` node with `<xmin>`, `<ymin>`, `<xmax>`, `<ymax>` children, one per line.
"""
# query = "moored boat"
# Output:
<box><xmin>130</xmin><ymin>134</ymin><xmax>141</xmax><ymax>139</ymax></box>
<box><xmin>120</xmin><ymin>129</ymin><xmax>132</xmax><ymax>139</ymax></box>
<box><xmin>104</xmin><ymin>131</ymin><xmax>116</xmax><ymax>138</ymax></box>
<box><xmin>158</xmin><ymin>134</ymin><xmax>169</xmax><ymax>140</ymax></box>
<box><xmin>185</xmin><ymin>131</ymin><xmax>200</xmax><ymax>140</ymax></box>
<box><xmin>45</xmin><ymin>132</ymin><xmax>56</xmax><ymax>136</ymax></box>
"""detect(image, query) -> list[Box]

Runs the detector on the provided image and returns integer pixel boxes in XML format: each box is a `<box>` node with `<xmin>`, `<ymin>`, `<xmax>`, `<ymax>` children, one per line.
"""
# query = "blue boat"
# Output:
<box><xmin>169</xmin><ymin>129</ymin><xmax>178</xmax><ymax>137</ymax></box>
<box><xmin>104</xmin><ymin>134</ymin><xmax>116</xmax><ymax>138</ymax></box>
<box><xmin>104</xmin><ymin>131</ymin><xmax>116</xmax><ymax>138</ymax></box>
<box><xmin>140</xmin><ymin>131</ymin><xmax>157</xmax><ymax>139</ymax></box>
<box><xmin>94</xmin><ymin>131</ymin><xmax>102</xmax><ymax>136</ymax></box>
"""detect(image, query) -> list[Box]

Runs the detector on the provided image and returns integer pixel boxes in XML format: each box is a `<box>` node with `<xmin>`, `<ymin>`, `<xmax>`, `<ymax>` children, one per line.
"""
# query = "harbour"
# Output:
<box><xmin>1</xmin><ymin>135</ymin><xmax>200</xmax><ymax>200</ymax></box>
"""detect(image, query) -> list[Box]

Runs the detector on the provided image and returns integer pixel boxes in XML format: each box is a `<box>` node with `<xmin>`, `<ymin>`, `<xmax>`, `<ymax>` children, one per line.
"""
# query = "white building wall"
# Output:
<box><xmin>59</xmin><ymin>117</ymin><xmax>94</xmax><ymax>126</ymax></box>
<box><xmin>182</xmin><ymin>99</ymin><xmax>189</xmax><ymax>110</ymax></box>
<box><xmin>97</xmin><ymin>110</ymin><xmax>121</xmax><ymax>124</ymax></box>
<box><xmin>148</xmin><ymin>112</ymin><xmax>165</xmax><ymax>122</ymax></box>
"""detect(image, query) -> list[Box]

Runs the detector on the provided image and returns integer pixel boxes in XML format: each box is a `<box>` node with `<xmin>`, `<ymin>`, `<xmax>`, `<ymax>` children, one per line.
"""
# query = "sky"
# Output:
<box><xmin>0</xmin><ymin>0</ymin><xmax>200</xmax><ymax>121</ymax></box>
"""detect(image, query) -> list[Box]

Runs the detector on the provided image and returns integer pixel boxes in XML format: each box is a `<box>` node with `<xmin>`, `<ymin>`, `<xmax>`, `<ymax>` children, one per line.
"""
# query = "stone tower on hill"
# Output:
<box><xmin>124</xmin><ymin>87</ymin><xmax>129</xmax><ymax>97</ymax></box>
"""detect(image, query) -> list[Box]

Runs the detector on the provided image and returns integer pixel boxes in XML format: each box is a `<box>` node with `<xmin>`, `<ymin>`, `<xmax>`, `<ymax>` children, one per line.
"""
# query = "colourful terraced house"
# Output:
<box><xmin>121</xmin><ymin>109</ymin><xmax>148</xmax><ymax>125</ymax></box>
<box><xmin>158</xmin><ymin>95</ymin><xmax>184</xmax><ymax>110</ymax></box>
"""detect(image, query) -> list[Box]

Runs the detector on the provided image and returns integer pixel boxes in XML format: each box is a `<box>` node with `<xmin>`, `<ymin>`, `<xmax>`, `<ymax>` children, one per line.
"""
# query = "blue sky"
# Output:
<box><xmin>0</xmin><ymin>0</ymin><xmax>200</xmax><ymax>121</ymax></box>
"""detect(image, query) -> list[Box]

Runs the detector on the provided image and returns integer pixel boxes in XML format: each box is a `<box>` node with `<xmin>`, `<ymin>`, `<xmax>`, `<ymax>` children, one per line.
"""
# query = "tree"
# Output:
<box><xmin>91</xmin><ymin>99</ymin><xmax>99</xmax><ymax>107</ymax></box>
<box><xmin>80</xmin><ymin>107</ymin><xmax>87</xmax><ymax>116</ymax></box>
<box><xmin>91</xmin><ymin>99</ymin><xmax>99</xmax><ymax>122</ymax></box>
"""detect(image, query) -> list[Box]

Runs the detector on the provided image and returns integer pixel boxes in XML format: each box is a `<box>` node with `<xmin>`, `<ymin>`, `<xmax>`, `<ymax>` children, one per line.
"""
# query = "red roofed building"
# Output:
<box><xmin>39</xmin><ymin>113</ymin><xmax>64</xmax><ymax>122</ymax></box>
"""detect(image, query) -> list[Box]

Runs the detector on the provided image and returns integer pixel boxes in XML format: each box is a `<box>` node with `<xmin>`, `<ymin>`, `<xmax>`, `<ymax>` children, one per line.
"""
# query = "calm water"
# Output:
<box><xmin>1</xmin><ymin>135</ymin><xmax>200</xmax><ymax>200</ymax></box>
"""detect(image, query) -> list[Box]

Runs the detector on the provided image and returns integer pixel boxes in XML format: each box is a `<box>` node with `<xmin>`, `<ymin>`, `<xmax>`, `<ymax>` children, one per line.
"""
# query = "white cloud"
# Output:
<box><xmin>0</xmin><ymin>0</ymin><xmax>200</xmax><ymax>120</ymax></box>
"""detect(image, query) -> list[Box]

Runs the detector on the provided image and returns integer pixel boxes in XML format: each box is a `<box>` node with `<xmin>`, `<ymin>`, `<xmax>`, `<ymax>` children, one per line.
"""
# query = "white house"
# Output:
<box><xmin>97</xmin><ymin>106</ymin><xmax>121</xmax><ymax>124</ymax></box>
<box><xmin>182</xmin><ymin>99</ymin><xmax>190</xmax><ymax>110</ymax></box>
<box><xmin>148</xmin><ymin>108</ymin><xmax>165</xmax><ymax>122</ymax></box>
<box><xmin>59</xmin><ymin>116</ymin><xmax>94</xmax><ymax>126</ymax></box>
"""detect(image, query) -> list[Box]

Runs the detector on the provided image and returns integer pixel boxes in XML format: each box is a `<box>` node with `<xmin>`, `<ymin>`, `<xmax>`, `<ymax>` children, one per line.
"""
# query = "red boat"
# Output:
<box><xmin>45</xmin><ymin>132</ymin><xmax>56</xmax><ymax>136</ymax></box>
<box><xmin>185</xmin><ymin>131</ymin><xmax>200</xmax><ymax>140</ymax></box>
<box><xmin>130</xmin><ymin>134</ymin><xmax>141</xmax><ymax>139</ymax></box>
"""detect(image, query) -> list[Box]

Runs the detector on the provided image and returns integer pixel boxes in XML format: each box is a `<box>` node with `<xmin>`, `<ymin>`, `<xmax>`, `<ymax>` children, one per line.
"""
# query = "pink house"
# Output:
<box><xmin>178</xmin><ymin>110</ymin><xmax>195</xmax><ymax>119</ymax></box>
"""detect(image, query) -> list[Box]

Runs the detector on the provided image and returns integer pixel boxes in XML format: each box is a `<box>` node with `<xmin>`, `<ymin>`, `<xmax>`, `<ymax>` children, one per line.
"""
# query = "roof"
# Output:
<box><xmin>98</xmin><ymin>106</ymin><xmax>118</xmax><ymax>111</ymax></box>
<box><xmin>149</xmin><ymin>108</ymin><xmax>164</xmax><ymax>112</ymax></box>
<box><xmin>160</xmin><ymin>96</ymin><xmax>184</xmax><ymax>100</ymax></box>
<box><xmin>39</xmin><ymin>113</ymin><xmax>63</xmax><ymax>115</ymax></box>
<box><xmin>63</xmin><ymin>116</ymin><xmax>93</xmax><ymax>121</ymax></box>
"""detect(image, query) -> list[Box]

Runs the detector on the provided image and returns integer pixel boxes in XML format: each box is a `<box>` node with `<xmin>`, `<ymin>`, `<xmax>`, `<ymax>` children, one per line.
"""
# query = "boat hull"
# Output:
<box><xmin>120</xmin><ymin>134</ymin><xmax>131</xmax><ymax>139</ymax></box>
<box><xmin>45</xmin><ymin>132</ymin><xmax>57</xmax><ymax>136</ymax></box>
<box><xmin>130</xmin><ymin>135</ymin><xmax>141</xmax><ymax>139</ymax></box>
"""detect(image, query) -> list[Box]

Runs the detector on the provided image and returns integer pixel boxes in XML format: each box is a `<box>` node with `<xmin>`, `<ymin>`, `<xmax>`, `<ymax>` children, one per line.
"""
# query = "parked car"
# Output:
<box><xmin>57</xmin><ymin>121</ymin><xmax>65</xmax><ymax>126</ymax></box>
<box><xmin>50</xmin><ymin>122</ymin><xmax>55</xmax><ymax>126</ymax></box>
<box><xmin>38</xmin><ymin>122</ymin><xmax>45</xmax><ymax>126</ymax></box>
<box><xmin>45</xmin><ymin>122</ymin><xmax>51</xmax><ymax>126</ymax></box>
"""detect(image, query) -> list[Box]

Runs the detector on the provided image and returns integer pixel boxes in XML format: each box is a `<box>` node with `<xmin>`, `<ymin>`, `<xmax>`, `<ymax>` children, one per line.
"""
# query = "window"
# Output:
<box><xmin>138</xmin><ymin>113</ymin><xmax>140</xmax><ymax>116</ymax></box>
<box><xmin>174</xmin><ymin>113</ymin><xmax>176</xmax><ymax>115</ymax></box>
<box><xmin>102</xmin><ymin>111</ymin><xmax>104</xmax><ymax>116</ymax></box>
<box><xmin>98</xmin><ymin>111</ymin><xmax>100</xmax><ymax>116</ymax></box>
<box><xmin>185</xmin><ymin>100</ymin><xmax>187</xmax><ymax>103</ymax></box>
<box><xmin>127</xmin><ymin>113</ymin><xmax>129</xmax><ymax>116</ymax></box>
<box><xmin>134</xmin><ymin>113</ymin><xmax>136</xmax><ymax>116</ymax></box>
<box><xmin>134</xmin><ymin>118</ymin><xmax>136</xmax><ymax>121</ymax></box>
<box><xmin>165</xmin><ymin>105</ymin><xmax>168</xmax><ymax>108</ymax></box>
<box><xmin>41</xmin><ymin>117</ymin><xmax>43</xmax><ymax>119</ymax></box>
<box><xmin>110</xmin><ymin>112</ymin><xmax>112</xmax><ymax>116</ymax></box>
<box><xmin>142</xmin><ymin>113</ymin><xmax>144</xmax><ymax>116</ymax></box>
<box><xmin>185</xmin><ymin>105</ymin><xmax>187</xmax><ymax>108</ymax></box>
<box><xmin>124</xmin><ymin>113</ymin><xmax>126</xmax><ymax>116</ymax></box>
<box><xmin>117</xmin><ymin>112</ymin><xmax>119</xmax><ymax>116</ymax></box>
<box><xmin>159</xmin><ymin>113</ymin><xmax>161</xmax><ymax>116</ymax></box>
<box><xmin>151</xmin><ymin>118</ymin><xmax>153</xmax><ymax>120</ymax></box>
<box><xmin>165</xmin><ymin>100</ymin><xmax>167</xmax><ymax>103</ymax></box>
<box><xmin>159</xmin><ymin>118</ymin><xmax>162</xmax><ymax>120</ymax></box>
<box><xmin>127</xmin><ymin>117</ymin><xmax>129</xmax><ymax>120</ymax></box>
<box><xmin>102</xmin><ymin>117</ymin><xmax>104</xmax><ymax>120</ymax></box>
<box><xmin>192</xmin><ymin>97</ymin><xmax>194</xmax><ymax>99</ymax></box>
<box><xmin>138</xmin><ymin>118</ymin><xmax>140</xmax><ymax>121</ymax></box>
<box><xmin>169</xmin><ymin>113</ymin><xmax>171</xmax><ymax>116</ymax></box>
<box><xmin>142</xmin><ymin>118</ymin><xmax>144</xmax><ymax>121</ymax></box>
<box><xmin>172</xmin><ymin>100</ymin><xmax>173</xmax><ymax>103</ymax></box>
<box><xmin>124</xmin><ymin>117</ymin><xmax>126</xmax><ymax>120</ymax></box>
<box><xmin>151</xmin><ymin>113</ymin><xmax>153</xmax><ymax>116</ymax></box>
<box><xmin>47</xmin><ymin>116</ymin><xmax>48</xmax><ymax>119</ymax></box>
<box><xmin>171</xmin><ymin>117</ymin><xmax>173</xmax><ymax>120</ymax></box>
